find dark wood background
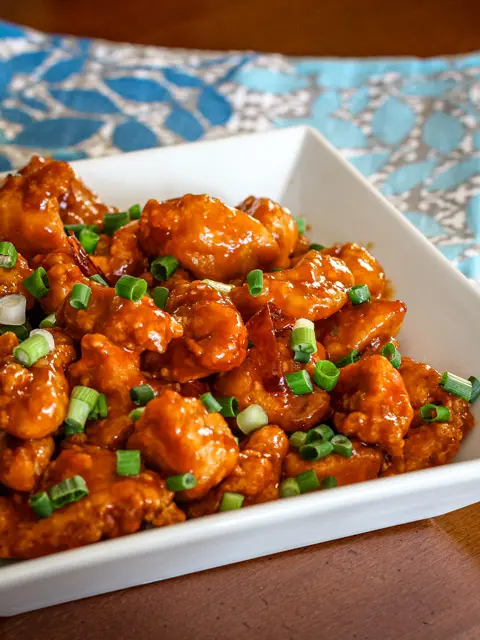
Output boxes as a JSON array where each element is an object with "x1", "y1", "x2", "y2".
[{"x1": 0, "y1": 0, "x2": 479, "y2": 56}]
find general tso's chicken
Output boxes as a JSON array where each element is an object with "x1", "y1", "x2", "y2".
[
  {"x1": 216, "y1": 336, "x2": 331, "y2": 432},
  {"x1": 20, "y1": 155, "x2": 114, "y2": 226},
  {"x1": 323, "y1": 243, "x2": 385, "y2": 299},
  {"x1": 0, "y1": 252, "x2": 34, "y2": 308},
  {"x1": 331, "y1": 355, "x2": 413, "y2": 457},
  {"x1": 319, "y1": 300, "x2": 407, "y2": 362},
  {"x1": 382, "y1": 358, "x2": 474, "y2": 474},
  {"x1": 32, "y1": 250, "x2": 90, "y2": 313},
  {"x1": 127, "y1": 390, "x2": 239, "y2": 500},
  {"x1": 188, "y1": 425, "x2": 289, "y2": 517},
  {"x1": 92, "y1": 222, "x2": 147, "y2": 284},
  {"x1": 144, "y1": 280, "x2": 247, "y2": 382},
  {"x1": 138, "y1": 195, "x2": 279, "y2": 281},
  {"x1": 57, "y1": 281, "x2": 183, "y2": 354},
  {"x1": 0, "y1": 445, "x2": 185, "y2": 559},
  {"x1": 231, "y1": 250, "x2": 354, "y2": 321},
  {"x1": 237, "y1": 196, "x2": 298, "y2": 269},
  {"x1": 284, "y1": 441, "x2": 383, "y2": 487},
  {"x1": 0, "y1": 433, "x2": 54, "y2": 492},
  {"x1": 0, "y1": 329, "x2": 75, "y2": 440}
]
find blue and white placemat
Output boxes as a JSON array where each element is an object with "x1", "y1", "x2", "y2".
[{"x1": 0, "y1": 21, "x2": 478, "y2": 277}]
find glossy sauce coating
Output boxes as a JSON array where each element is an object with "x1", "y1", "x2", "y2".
[
  {"x1": 323, "y1": 243, "x2": 385, "y2": 299},
  {"x1": 0, "y1": 252, "x2": 34, "y2": 308},
  {"x1": 33, "y1": 250, "x2": 90, "y2": 313},
  {"x1": 92, "y1": 221, "x2": 147, "y2": 283},
  {"x1": 0, "y1": 433, "x2": 54, "y2": 492}
]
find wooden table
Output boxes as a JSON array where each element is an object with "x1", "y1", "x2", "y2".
[{"x1": 1, "y1": 2, "x2": 480, "y2": 636}]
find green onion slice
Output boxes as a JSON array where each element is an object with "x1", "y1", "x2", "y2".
[
  {"x1": 279, "y1": 478, "x2": 300, "y2": 498},
  {"x1": 103, "y1": 211, "x2": 130, "y2": 235},
  {"x1": 419, "y1": 403, "x2": 451, "y2": 423},
  {"x1": 150, "y1": 256, "x2": 179, "y2": 282},
  {"x1": 247, "y1": 269, "x2": 264, "y2": 297},
  {"x1": 291, "y1": 318, "x2": 316, "y2": 355},
  {"x1": 216, "y1": 396, "x2": 239, "y2": 418},
  {"x1": 285, "y1": 370, "x2": 313, "y2": 395},
  {"x1": 130, "y1": 384, "x2": 155, "y2": 406},
  {"x1": 64, "y1": 399, "x2": 91, "y2": 434},
  {"x1": 70, "y1": 283, "x2": 92, "y2": 310},
  {"x1": 0, "y1": 294, "x2": 26, "y2": 326},
  {"x1": 128, "y1": 204, "x2": 142, "y2": 220},
  {"x1": 440, "y1": 371, "x2": 472, "y2": 402},
  {"x1": 29, "y1": 491, "x2": 54, "y2": 518},
  {"x1": 294, "y1": 350, "x2": 310, "y2": 363},
  {"x1": 166, "y1": 473, "x2": 197, "y2": 492},
  {"x1": 72, "y1": 385, "x2": 100, "y2": 409},
  {"x1": 13, "y1": 333, "x2": 50, "y2": 367},
  {"x1": 309, "y1": 243, "x2": 325, "y2": 251},
  {"x1": 116, "y1": 450, "x2": 141, "y2": 476},
  {"x1": 39, "y1": 313, "x2": 56, "y2": 329},
  {"x1": 296, "y1": 469, "x2": 320, "y2": 494},
  {"x1": 153, "y1": 286, "x2": 169, "y2": 310},
  {"x1": 115, "y1": 275, "x2": 147, "y2": 302},
  {"x1": 78, "y1": 228, "x2": 100, "y2": 254},
  {"x1": 322, "y1": 476, "x2": 337, "y2": 489},
  {"x1": 305, "y1": 424, "x2": 335, "y2": 443},
  {"x1": 348, "y1": 284, "x2": 371, "y2": 305},
  {"x1": 289, "y1": 431, "x2": 307, "y2": 449},
  {"x1": 0, "y1": 323, "x2": 30, "y2": 341},
  {"x1": 219, "y1": 491, "x2": 244, "y2": 511},
  {"x1": 381, "y1": 342, "x2": 402, "y2": 369},
  {"x1": 313, "y1": 360, "x2": 340, "y2": 391},
  {"x1": 237, "y1": 404, "x2": 269, "y2": 435},
  {"x1": 331, "y1": 434, "x2": 353, "y2": 458},
  {"x1": 334, "y1": 349, "x2": 360, "y2": 368},
  {"x1": 200, "y1": 392, "x2": 222, "y2": 413},
  {"x1": 0, "y1": 241, "x2": 17, "y2": 269},
  {"x1": 49, "y1": 475, "x2": 89, "y2": 508},
  {"x1": 299, "y1": 440, "x2": 334, "y2": 461},
  {"x1": 296, "y1": 217, "x2": 306, "y2": 234},
  {"x1": 97, "y1": 393, "x2": 108, "y2": 418},
  {"x1": 468, "y1": 376, "x2": 480, "y2": 404},
  {"x1": 129, "y1": 407, "x2": 145, "y2": 422},
  {"x1": 23, "y1": 267, "x2": 49, "y2": 299},
  {"x1": 202, "y1": 279, "x2": 234, "y2": 295},
  {"x1": 90, "y1": 274, "x2": 108, "y2": 287}
]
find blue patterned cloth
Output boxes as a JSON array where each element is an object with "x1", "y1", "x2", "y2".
[{"x1": 0, "y1": 21, "x2": 479, "y2": 277}]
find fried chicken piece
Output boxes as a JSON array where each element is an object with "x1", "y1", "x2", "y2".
[
  {"x1": 92, "y1": 221, "x2": 147, "y2": 284},
  {"x1": 215, "y1": 336, "x2": 331, "y2": 432},
  {"x1": 237, "y1": 196, "x2": 298, "y2": 269},
  {"x1": 320, "y1": 300, "x2": 407, "y2": 362},
  {"x1": 323, "y1": 243, "x2": 385, "y2": 299},
  {"x1": 138, "y1": 195, "x2": 279, "y2": 281},
  {"x1": 143, "y1": 280, "x2": 247, "y2": 382},
  {"x1": 188, "y1": 425, "x2": 289, "y2": 517},
  {"x1": 284, "y1": 441, "x2": 382, "y2": 487},
  {"x1": 0, "y1": 446, "x2": 185, "y2": 559},
  {"x1": 0, "y1": 252, "x2": 34, "y2": 308},
  {"x1": 57, "y1": 281, "x2": 183, "y2": 353},
  {"x1": 32, "y1": 250, "x2": 90, "y2": 313},
  {"x1": 127, "y1": 390, "x2": 238, "y2": 500},
  {"x1": 331, "y1": 355, "x2": 413, "y2": 457},
  {"x1": 0, "y1": 329, "x2": 75, "y2": 439},
  {"x1": 231, "y1": 250, "x2": 354, "y2": 321},
  {"x1": 382, "y1": 358, "x2": 474, "y2": 474},
  {"x1": 0, "y1": 433, "x2": 54, "y2": 492}
]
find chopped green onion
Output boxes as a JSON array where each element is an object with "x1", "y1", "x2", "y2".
[
  {"x1": 153, "y1": 286, "x2": 169, "y2": 310},
  {"x1": 289, "y1": 431, "x2": 307, "y2": 449},
  {"x1": 322, "y1": 476, "x2": 337, "y2": 489},
  {"x1": 128, "y1": 204, "x2": 142, "y2": 220},
  {"x1": 468, "y1": 376, "x2": 480, "y2": 403},
  {"x1": 103, "y1": 211, "x2": 130, "y2": 235},
  {"x1": 299, "y1": 440, "x2": 334, "y2": 461},
  {"x1": 381, "y1": 342, "x2": 402, "y2": 369},
  {"x1": 70, "y1": 283, "x2": 92, "y2": 310},
  {"x1": 39, "y1": 313, "x2": 56, "y2": 329},
  {"x1": 130, "y1": 384, "x2": 155, "y2": 406},
  {"x1": 200, "y1": 392, "x2": 222, "y2": 413},
  {"x1": 90, "y1": 274, "x2": 108, "y2": 287},
  {"x1": 294, "y1": 350, "x2": 310, "y2": 363},
  {"x1": 116, "y1": 450, "x2": 141, "y2": 476},
  {"x1": 166, "y1": 473, "x2": 197, "y2": 492},
  {"x1": 29, "y1": 491, "x2": 54, "y2": 518},
  {"x1": 331, "y1": 434, "x2": 353, "y2": 458},
  {"x1": 296, "y1": 469, "x2": 320, "y2": 494},
  {"x1": 237, "y1": 404, "x2": 269, "y2": 435},
  {"x1": 115, "y1": 275, "x2": 147, "y2": 302},
  {"x1": 440, "y1": 371, "x2": 472, "y2": 402},
  {"x1": 296, "y1": 217, "x2": 306, "y2": 234},
  {"x1": 129, "y1": 407, "x2": 145, "y2": 421},
  {"x1": 334, "y1": 349, "x2": 360, "y2": 368},
  {"x1": 72, "y1": 385, "x2": 99, "y2": 409},
  {"x1": 0, "y1": 323, "x2": 30, "y2": 341},
  {"x1": 279, "y1": 478, "x2": 300, "y2": 498},
  {"x1": 29, "y1": 328, "x2": 55, "y2": 351},
  {"x1": 64, "y1": 399, "x2": 91, "y2": 434},
  {"x1": 13, "y1": 333, "x2": 50, "y2": 367},
  {"x1": 285, "y1": 370, "x2": 313, "y2": 395},
  {"x1": 0, "y1": 294, "x2": 26, "y2": 325},
  {"x1": 23, "y1": 267, "x2": 49, "y2": 299},
  {"x1": 202, "y1": 279, "x2": 234, "y2": 294},
  {"x1": 0, "y1": 241, "x2": 17, "y2": 269},
  {"x1": 78, "y1": 228, "x2": 100, "y2": 254},
  {"x1": 64, "y1": 223, "x2": 88, "y2": 238},
  {"x1": 216, "y1": 396, "x2": 239, "y2": 418},
  {"x1": 313, "y1": 360, "x2": 340, "y2": 391},
  {"x1": 49, "y1": 475, "x2": 89, "y2": 508},
  {"x1": 348, "y1": 284, "x2": 371, "y2": 305},
  {"x1": 305, "y1": 424, "x2": 335, "y2": 443},
  {"x1": 97, "y1": 393, "x2": 108, "y2": 418},
  {"x1": 309, "y1": 243, "x2": 325, "y2": 251},
  {"x1": 247, "y1": 269, "x2": 264, "y2": 297},
  {"x1": 150, "y1": 256, "x2": 179, "y2": 282},
  {"x1": 419, "y1": 403, "x2": 451, "y2": 423},
  {"x1": 219, "y1": 491, "x2": 244, "y2": 511},
  {"x1": 291, "y1": 318, "x2": 316, "y2": 355}
]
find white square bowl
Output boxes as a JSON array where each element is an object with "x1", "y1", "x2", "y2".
[{"x1": 2, "y1": 126, "x2": 480, "y2": 616}]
